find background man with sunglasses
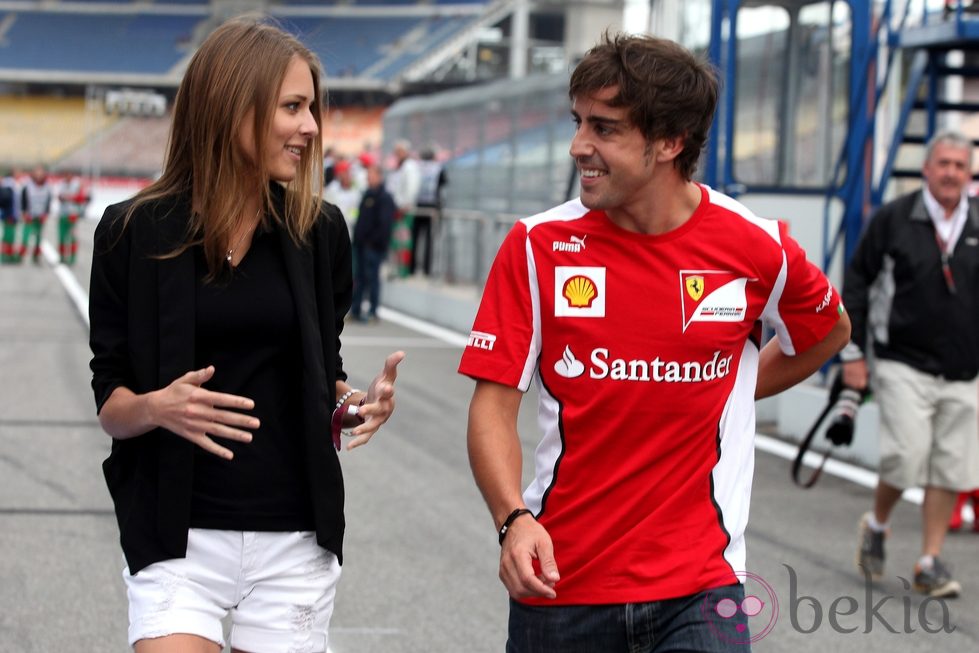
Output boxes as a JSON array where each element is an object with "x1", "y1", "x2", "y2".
[{"x1": 844, "y1": 129, "x2": 979, "y2": 599}]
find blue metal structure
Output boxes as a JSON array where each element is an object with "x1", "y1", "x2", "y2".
[
  {"x1": 704, "y1": 0, "x2": 979, "y2": 270},
  {"x1": 877, "y1": 2, "x2": 979, "y2": 200}
]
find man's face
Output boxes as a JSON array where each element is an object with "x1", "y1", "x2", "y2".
[
  {"x1": 922, "y1": 140, "x2": 972, "y2": 211},
  {"x1": 569, "y1": 86, "x2": 661, "y2": 216}
]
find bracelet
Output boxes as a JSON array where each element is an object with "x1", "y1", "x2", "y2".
[
  {"x1": 498, "y1": 508, "x2": 534, "y2": 545},
  {"x1": 335, "y1": 389, "x2": 359, "y2": 411},
  {"x1": 331, "y1": 389, "x2": 363, "y2": 451}
]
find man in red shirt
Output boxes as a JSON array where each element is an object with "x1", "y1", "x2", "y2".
[{"x1": 459, "y1": 33, "x2": 850, "y2": 652}]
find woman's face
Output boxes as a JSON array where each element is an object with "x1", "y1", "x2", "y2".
[{"x1": 239, "y1": 55, "x2": 319, "y2": 182}]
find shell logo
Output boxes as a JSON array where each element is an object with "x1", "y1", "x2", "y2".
[{"x1": 563, "y1": 275, "x2": 598, "y2": 308}]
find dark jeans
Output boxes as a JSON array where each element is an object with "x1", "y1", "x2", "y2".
[
  {"x1": 409, "y1": 212, "x2": 433, "y2": 275},
  {"x1": 352, "y1": 245, "x2": 385, "y2": 319},
  {"x1": 507, "y1": 584, "x2": 752, "y2": 653}
]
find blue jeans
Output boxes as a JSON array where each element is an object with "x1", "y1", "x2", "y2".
[
  {"x1": 507, "y1": 585, "x2": 751, "y2": 653},
  {"x1": 352, "y1": 246, "x2": 384, "y2": 318}
]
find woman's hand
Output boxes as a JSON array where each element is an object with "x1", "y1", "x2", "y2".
[
  {"x1": 147, "y1": 366, "x2": 259, "y2": 460},
  {"x1": 344, "y1": 351, "x2": 405, "y2": 450}
]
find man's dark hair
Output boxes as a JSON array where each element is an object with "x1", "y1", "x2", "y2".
[{"x1": 569, "y1": 32, "x2": 719, "y2": 180}]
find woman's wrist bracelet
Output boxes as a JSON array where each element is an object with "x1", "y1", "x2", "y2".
[
  {"x1": 335, "y1": 389, "x2": 358, "y2": 411},
  {"x1": 331, "y1": 389, "x2": 364, "y2": 451}
]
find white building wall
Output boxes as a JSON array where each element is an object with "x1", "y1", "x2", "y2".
[{"x1": 561, "y1": 0, "x2": 625, "y2": 63}]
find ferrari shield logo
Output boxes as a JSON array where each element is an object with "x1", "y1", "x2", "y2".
[
  {"x1": 679, "y1": 270, "x2": 752, "y2": 332},
  {"x1": 685, "y1": 275, "x2": 704, "y2": 301}
]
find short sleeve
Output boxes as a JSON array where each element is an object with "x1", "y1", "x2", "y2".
[
  {"x1": 458, "y1": 222, "x2": 539, "y2": 391},
  {"x1": 763, "y1": 221, "x2": 842, "y2": 356}
]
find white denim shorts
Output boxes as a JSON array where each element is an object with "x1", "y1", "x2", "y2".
[{"x1": 124, "y1": 529, "x2": 341, "y2": 652}]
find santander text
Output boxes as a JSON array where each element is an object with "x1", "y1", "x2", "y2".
[{"x1": 589, "y1": 349, "x2": 734, "y2": 383}]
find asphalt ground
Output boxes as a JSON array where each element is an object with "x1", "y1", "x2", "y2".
[{"x1": 1, "y1": 217, "x2": 977, "y2": 652}]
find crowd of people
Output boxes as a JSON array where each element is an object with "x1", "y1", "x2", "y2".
[
  {"x1": 323, "y1": 137, "x2": 447, "y2": 322},
  {"x1": 0, "y1": 165, "x2": 90, "y2": 265}
]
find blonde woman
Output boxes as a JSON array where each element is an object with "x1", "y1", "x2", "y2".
[{"x1": 89, "y1": 18, "x2": 404, "y2": 653}]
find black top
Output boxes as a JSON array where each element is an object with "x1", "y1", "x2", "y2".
[{"x1": 191, "y1": 224, "x2": 314, "y2": 531}]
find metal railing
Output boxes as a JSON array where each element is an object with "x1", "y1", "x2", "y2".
[{"x1": 430, "y1": 208, "x2": 521, "y2": 286}]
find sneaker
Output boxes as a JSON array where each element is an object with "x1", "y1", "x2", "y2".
[
  {"x1": 913, "y1": 557, "x2": 961, "y2": 598},
  {"x1": 857, "y1": 512, "x2": 886, "y2": 579}
]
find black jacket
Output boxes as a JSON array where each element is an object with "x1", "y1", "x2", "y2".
[
  {"x1": 354, "y1": 186, "x2": 396, "y2": 251},
  {"x1": 843, "y1": 190, "x2": 979, "y2": 380},
  {"x1": 89, "y1": 184, "x2": 353, "y2": 574}
]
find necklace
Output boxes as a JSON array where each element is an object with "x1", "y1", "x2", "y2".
[
  {"x1": 226, "y1": 207, "x2": 262, "y2": 263},
  {"x1": 225, "y1": 233, "x2": 246, "y2": 263}
]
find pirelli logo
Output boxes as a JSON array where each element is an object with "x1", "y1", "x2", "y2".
[{"x1": 468, "y1": 330, "x2": 497, "y2": 351}]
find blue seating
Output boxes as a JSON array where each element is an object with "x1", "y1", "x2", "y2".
[
  {"x1": 370, "y1": 15, "x2": 473, "y2": 78},
  {"x1": 354, "y1": 0, "x2": 422, "y2": 5},
  {"x1": 280, "y1": 16, "x2": 425, "y2": 77},
  {"x1": 0, "y1": 7, "x2": 485, "y2": 82},
  {"x1": 0, "y1": 12, "x2": 200, "y2": 74}
]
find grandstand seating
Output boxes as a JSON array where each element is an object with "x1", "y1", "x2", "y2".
[
  {"x1": 0, "y1": 1, "x2": 498, "y2": 172},
  {"x1": 368, "y1": 14, "x2": 472, "y2": 78},
  {"x1": 277, "y1": 1, "x2": 487, "y2": 5},
  {"x1": 321, "y1": 106, "x2": 384, "y2": 156},
  {"x1": 0, "y1": 5, "x2": 484, "y2": 82},
  {"x1": 53, "y1": 105, "x2": 385, "y2": 177},
  {"x1": 56, "y1": 114, "x2": 171, "y2": 177},
  {"x1": 282, "y1": 15, "x2": 429, "y2": 77},
  {"x1": 0, "y1": 96, "x2": 110, "y2": 169},
  {"x1": 0, "y1": 12, "x2": 199, "y2": 74}
]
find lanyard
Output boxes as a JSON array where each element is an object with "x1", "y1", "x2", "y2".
[{"x1": 935, "y1": 231, "x2": 957, "y2": 294}]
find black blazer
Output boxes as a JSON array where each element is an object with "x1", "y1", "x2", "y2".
[{"x1": 89, "y1": 184, "x2": 353, "y2": 574}]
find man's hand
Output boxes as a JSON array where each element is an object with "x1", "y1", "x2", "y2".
[
  {"x1": 841, "y1": 359, "x2": 869, "y2": 391},
  {"x1": 499, "y1": 514, "x2": 561, "y2": 600}
]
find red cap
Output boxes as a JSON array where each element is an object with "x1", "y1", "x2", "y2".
[
  {"x1": 335, "y1": 160, "x2": 352, "y2": 174},
  {"x1": 358, "y1": 152, "x2": 375, "y2": 167}
]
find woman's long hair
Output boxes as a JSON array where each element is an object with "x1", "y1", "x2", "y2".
[{"x1": 126, "y1": 17, "x2": 325, "y2": 280}]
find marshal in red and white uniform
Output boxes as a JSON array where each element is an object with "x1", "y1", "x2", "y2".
[{"x1": 459, "y1": 184, "x2": 841, "y2": 606}]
